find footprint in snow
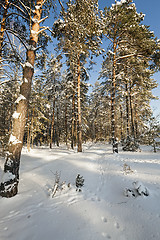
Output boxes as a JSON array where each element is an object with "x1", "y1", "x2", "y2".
[
  {"x1": 101, "y1": 216, "x2": 107, "y2": 223},
  {"x1": 114, "y1": 222, "x2": 120, "y2": 229},
  {"x1": 102, "y1": 232, "x2": 111, "y2": 238}
]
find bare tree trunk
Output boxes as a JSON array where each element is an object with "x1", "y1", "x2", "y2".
[
  {"x1": 125, "y1": 83, "x2": 130, "y2": 138},
  {"x1": 77, "y1": 55, "x2": 82, "y2": 152},
  {"x1": 111, "y1": 39, "x2": 118, "y2": 153},
  {"x1": 129, "y1": 86, "x2": 135, "y2": 139},
  {"x1": 120, "y1": 104, "x2": 124, "y2": 142},
  {"x1": 0, "y1": 0, "x2": 43, "y2": 198},
  {"x1": 0, "y1": 0, "x2": 9, "y2": 59},
  {"x1": 71, "y1": 91, "x2": 75, "y2": 149},
  {"x1": 50, "y1": 97, "x2": 55, "y2": 149},
  {"x1": 134, "y1": 103, "x2": 138, "y2": 139},
  {"x1": 27, "y1": 112, "x2": 31, "y2": 152},
  {"x1": 65, "y1": 95, "x2": 68, "y2": 146},
  {"x1": 31, "y1": 108, "x2": 34, "y2": 149},
  {"x1": 56, "y1": 107, "x2": 59, "y2": 147}
]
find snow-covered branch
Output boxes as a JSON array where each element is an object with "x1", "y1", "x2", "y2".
[{"x1": 116, "y1": 53, "x2": 143, "y2": 61}]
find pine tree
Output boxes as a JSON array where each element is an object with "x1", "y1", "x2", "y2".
[
  {"x1": 100, "y1": 0, "x2": 158, "y2": 152},
  {"x1": 56, "y1": 0, "x2": 102, "y2": 151}
]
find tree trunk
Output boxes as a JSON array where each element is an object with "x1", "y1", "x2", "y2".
[
  {"x1": 111, "y1": 40, "x2": 118, "y2": 153},
  {"x1": 125, "y1": 83, "x2": 130, "y2": 138},
  {"x1": 129, "y1": 86, "x2": 135, "y2": 139},
  {"x1": 50, "y1": 97, "x2": 55, "y2": 149},
  {"x1": 56, "y1": 107, "x2": 59, "y2": 147},
  {"x1": 0, "y1": 0, "x2": 43, "y2": 198},
  {"x1": 65, "y1": 95, "x2": 68, "y2": 146},
  {"x1": 77, "y1": 55, "x2": 82, "y2": 152},
  {"x1": 27, "y1": 112, "x2": 31, "y2": 152},
  {"x1": 0, "y1": 0, "x2": 9, "y2": 59},
  {"x1": 31, "y1": 108, "x2": 34, "y2": 149},
  {"x1": 134, "y1": 103, "x2": 138, "y2": 139},
  {"x1": 120, "y1": 104, "x2": 124, "y2": 142},
  {"x1": 71, "y1": 91, "x2": 75, "y2": 149}
]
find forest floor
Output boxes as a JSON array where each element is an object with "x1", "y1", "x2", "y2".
[{"x1": 0, "y1": 143, "x2": 160, "y2": 240}]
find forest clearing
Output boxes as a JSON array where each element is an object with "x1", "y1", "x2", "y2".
[
  {"x1": 0, "y1": 143, "x2": 160, "y2": 240},
  {"x1": 0, "y1": 0, "x2": 160, "y2": 239}
]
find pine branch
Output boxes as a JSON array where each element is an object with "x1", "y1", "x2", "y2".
[
  {"x1": 17, "y1": 0, "x2": 30, "y2": 16},
  {"x1": 5, "y1": 31, "x2": 23, "y2": 63},
  {"x1": 10, "y1": 2, "x2": 28, "y2": 16},
  {"x1": 0, "y1": 78, "x2": 18, "y2": 85},
  {"x1": 4, "y1": 12, "x2": 30, "y2": 22},
  {"x1": 116, "y1": 53, "x2": 143, "y2": 61},
  {"x1": 6, "y1": 29, "x2": 28, "y2": 50}
]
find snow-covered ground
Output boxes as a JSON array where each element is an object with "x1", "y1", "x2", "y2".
[{"x1": 0, "y1": 143, "x2": 160, "y2": 240}]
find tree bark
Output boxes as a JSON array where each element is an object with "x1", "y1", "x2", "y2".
[
  {"x1": 111, "y1": 39, "x2": 118, "y2": 153},
  {"x1": 125, "y1": 83, "x2": 130, "y2": 138},
  {"x1": 0, "y1": 0, "x2": 43, "y2": 198},
  {"x1": 120, "y1": 104, "x2": 124, "y2": 142},
  {"x1": 129, "y1": 85, "x2": 135, "y2": 139},
  {"x1": 65, "y1": 95, "x2": 68, "y2": 146},
  {"x1": 31, "y1": 108, "x2": 34, "y2": 149},
  {"x1": 50, "y1": 97, "x2": 55, "y2": 149},
  {"x1": 27, "y1": 111, "x2": 31, "y2": 152},
  {"x1": 77, "y1": 55, "x2": 82, "y2": 152},
  {"x1": 0, "y1": 0, "x2": 9, "y2": 59},
  {"x1": 71, "y1": 91, "x2": 75, "y2": 149},
  {"x1": 56, "y1": 107, "x2": 59, "y2": 147}
]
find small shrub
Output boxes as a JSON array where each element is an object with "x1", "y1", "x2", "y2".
[
  {"x1": 50, "y1": 171, "x2": 70, "y2": 197},
  {"x1": 75, "y1": 174, "x2": 84, "y2": 192},
  {"x1": 123, "y1": 163, "x2": 134, "y2": 175},
  {"x1": 122, "y1": 136, "x2": 140, "y2": 152},
  {"x1": 124, "y1": 181, "x2": 149, "y2": 198}
]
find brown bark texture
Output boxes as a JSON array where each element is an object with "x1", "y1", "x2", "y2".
[
  {"x1": 77, "y1": 56, "x2": 82, "y2": 152},
  {"x1": 0, "y1": 0, "x2": 43, "y2": 198},
  {"x1": 111, "y1": 40, "x2": 118, "y2": 153},
  {"x1": 0, "y1": 0, "x2": 9, "y2": 58}
]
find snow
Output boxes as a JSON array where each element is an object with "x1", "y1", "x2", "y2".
[
  {"x1": 31, "y1": 30, "x2": 37, "y2": 36},
  {"x1": 0, "y1": 143, "x2": 160, "y2": 240},
  {"x1": 12, "y1": 112, "x2": 20, "y2": 119},
  {"x1": 35, "y1": 5, "x2": 41, "y2": 10},
  {"x1": 1, "y1": 171, "x2": 15, "y2": 183},
  {"x1": 24, "y1": 78, "x2": 28, "y2": 83},
  {"x1": 22, "y1": 62, "x2": 34, "y2": 69},
  {"x1": 15, "y1": 94, "x2": 26, "y2": 104},
  {"x1": 8, "y1": 134, "x2": 22, "y2": 145}
]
